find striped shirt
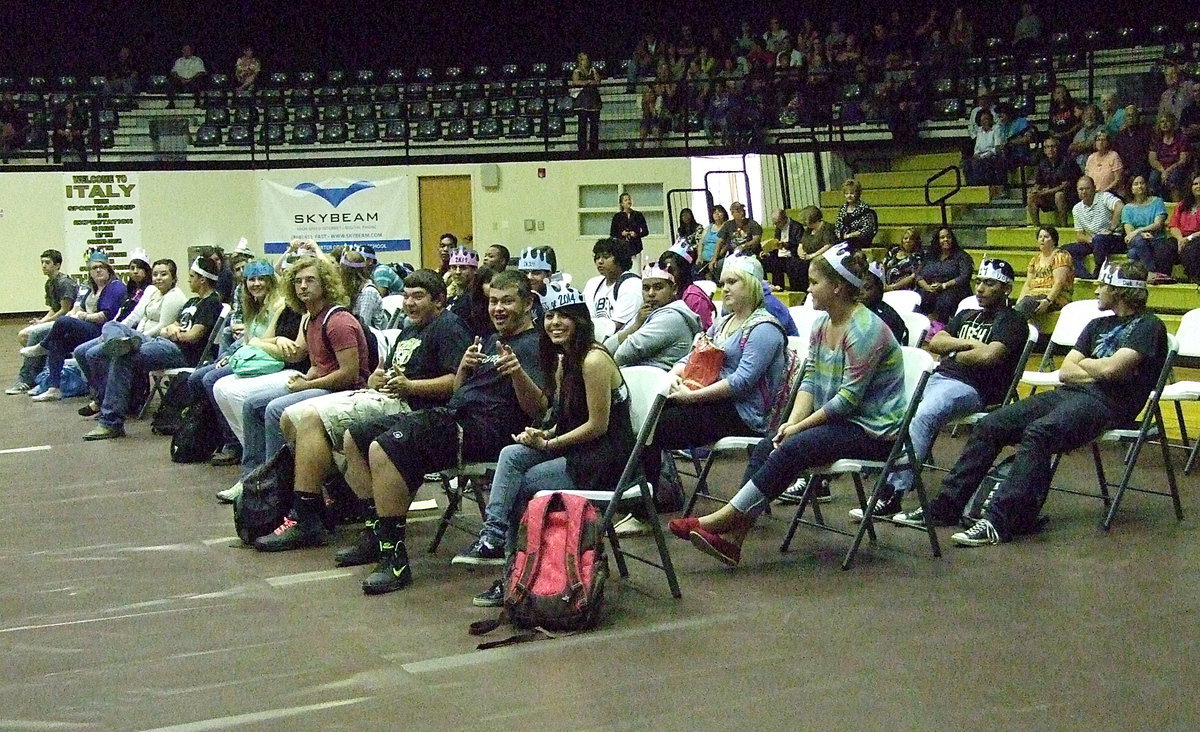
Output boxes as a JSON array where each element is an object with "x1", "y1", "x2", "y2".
[
  {"x1": 1073, "y1": 191, "x2": 1122, "y2": 236},
  {"x1": 801, "y1": 304, "x2": 906, "y2": 439}
]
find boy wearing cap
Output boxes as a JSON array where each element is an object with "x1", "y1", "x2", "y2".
[
  {"x1": 604, "y1": 262, "x2": 701, "y2": 370},
  {"x1": 83, "y1": 256, "x2": 223, "y2": 440},
  {"x1": 850, "y1": 259, "x2": 1028, "y2": 520},
  {"x1": 7, "y1": 249, "x2": 78, "y2": 395},
  {"x1": 896, "y1": 260, "x2": 1166, "y2": 546}
]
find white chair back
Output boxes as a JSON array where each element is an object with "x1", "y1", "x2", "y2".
[
  {"x1": 696, "y1": 280, "x2": 718, "y2": 298},
  {"x1": 1174, "y1": 308, "x2": 1200, "y2": 358},
  {"x1": 380, "y1": 294, "x2": 406, "y2": 319},
  {"x1": 899, "y1": 346, "x2": 937, "y2": 404},
  {"x1": 900, "y1": 311, "x2": 931, "y2": 348},
  {"x1": 801, "y1": 292, "x2": 815, "y2": 309},
  {"x1": 373, "y1": 328, "x2": 403, "y2": 365},
  {"x1": 1049, "y1": 299, "x2": 1112, "y2": 349},
  {"x1": 789, "y1": 306, "x2": 824, "y2": 347},
  {"x1": 955, "y1": 295, "x2": 980, "y2": 314},
  {"x1": 882, "y1": 289, "x2": 921, "y2": 314},
  {"x1": 620, "y1": 366, "x2": 673, "y2": 435},
  {"x1": 786, "y1": 335, "x2": 809, "y2": 365},
  {"x1": 592, "y1": 317, "x2": 616, "y2": 342}
]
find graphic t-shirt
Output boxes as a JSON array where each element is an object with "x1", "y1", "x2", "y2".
[
  {"x1": 937, "y1": 306, "x2": 1030, "y2": 406},
  {"x1": 447, "y1": 326, "x2": 547, "y2": 450},
  {"x1": 1068, "y1": 312, "x2": 1167, "y2": 423},
  {"x1": 387, "y1": 309, "x2": 472, "y2": 411},
  {"x1": 584, "y1": 273, "x2": 642, "y2": 327},
  {"x1": 174, "y1": 292, "x2": 223, "y2": 366}
]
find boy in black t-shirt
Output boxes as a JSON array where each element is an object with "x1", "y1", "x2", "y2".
[{"x1": 899, "y1": 261, "x2": 1167, "y2": 546}]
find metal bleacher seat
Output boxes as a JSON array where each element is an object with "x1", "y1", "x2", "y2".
[
  {"x1": 326, "y1": 70, "x2": 347, "y2": 86},
  {"x1": 384, "y1": 68, "x2": 405, "y2": 83},
  {"x1": 348, "y1": 103, "x2": 375, "y2": 122},
  {"x1": 467, "y1": 98, "x2": 491, "y2": 119},
  {"x1": 261, "y1": 124, "x2": 285, "y2": 146},
  {"x1": 352, "y1": 121, "x2": 379, "y2": 143},
  {"x1": 193, "y1": 125, "x2": 221, "y2": 146},
  {"x1": 290, "y1": 123, "x2": 317, "y2": 145},
  {"x1": 438, "y1": 100, "x2": 463, "y2": 120},
  {"x1": 475, "y1": 117, "x2": 501, "y2": 139},
  {"x1": 408, "y1": 101, "x2": 433, "y2": 121},
  {"x1": 542, "y1": 115, "x2": 565, "y2": 137},
  {"x1": 346, "y1": 86, "x2": 370, "y2": 104},
  {"x1": 355, "y1": 69, "x2": 376, "y2": 85},
  {"x1": 320, "y1": 104, "x2": 345, "y2": 123},
  {"x1": 315, "y1": 86, "x2": 342, "y2": 105},
  {"x1": 295, "y1": 71, "x2": 318, "y2": 86},
  {"x1": 374, "y1": 84, "x2": 399, "y2": 103},
  {"x1": 229, "y1": 105, "x2": 255, "y2": 125},
  {"x1": 382, "y1": 120, "x2": 408, "y2": 142},
  {"x1": 413, "y1": 119, "x2": 440, "y2": 141},
  {"x1": 321, "y1": 121, "x2": 348, "y2": 144},
  {"x1": 265, "y1": 106, "x2": 287, "y2": 124},
  {"x1": 290, "y1": 87, "x2": 313, "y2": 104},
  {"x1": 293, "y1": 104, "x2": 315, "y2": 124},
  {"x1": 379, "y1": 102, "x2": 402, "y2": 120},
  {"x1": 507, "y1": 116, "x2": 534, "y2": 139},
  {"x1": 226, "y1": 124, "x2": 253, "y2": 146},
  {"x1": 495, "y1": 97, "x2": 518, "y2": 117},
  {"x1": 526, "y1": 96, "x2": 547, "y2": 116},
  {"x1": 446, "y1": 118, "x2": 471, "y2": 140},
  {"x1": 267, "y1": 71, "x2": 290, "y2": 87}
]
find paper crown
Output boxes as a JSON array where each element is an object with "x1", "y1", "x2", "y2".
[
  {"x1": 233, "y1": 237, "x2": 253, "y2": 256},
  {"x1": 243, "y1": 259, "x2": 275, "y2": 278},
  {"x1": 360, "y1": 244, "x2": 377, "y2": 262},
  {"x1": 822, "y1": 243, "x2": 864, "y2": 288},
  {"x1": 641, "y1": 263, "x2": 674, "y2": 283},
  {"x1": 128, "y1": 247, "x2": 150, "y2": 264},
  {"x1": 190, "y1": 257, "x2": 219, "y2": 281},
  {"x1": 668, "y1": 237, "x2": 695, "y2": 263},
  {"x1": 85, "y1": 247, "x2": 110, "y2": 263},
  {"x1": 540, "y1": 281, "x2": 587, "y2": 312},
  {"x1": 517, "y1": 246, "x2": 552, "y2": 272},
  {"x1": 724, "y1": 252, "x2": 763, "y2": 280},
  {"x1": 448, "y1": 246, "x2": 479, "y2": 267},
  {"x1": 1098, "y1": 261, "x2": 1147, "y2": 289},
  {"x1": 977, "y1": 258, "x2": 1015, "y2": 284},
  {"x1": 339, "y1": 246, "x2": 370, "y2": 268},
  {"x1": 868, "y1": 260, "x2": 885, "y2": 282}
]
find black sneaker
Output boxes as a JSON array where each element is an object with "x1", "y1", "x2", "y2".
[
  {"x1": 473, "y1": 579, "x2": 505, "y2": 607},
  {"x1": 848, "y1": 491, "x2": 902, "y2": 523},
  {"x1": 209, "y1": 444, "x2": 242, "y2": 466},
  {"x1": 951, "y1": 518, "x2": 1002, "y2": 547},
  {"x1": 334, "y1": 521, "x2": 379, "y2": 567},
  {"x1": 253, "y1": 512, "x2": 330, "y2": 552},
  {"x1": 892, "y1": 506, "x2": 958, "y2": 529},
  {"x1": 362, "y1": 540, "x2": 412, "y2": 595},
  {"x1": 451, "y1": 535, "x2": 506, "y2": 566},
  {"x1": 777, "y1": 477, "x2": 808, "y2": 504},
  {"x1": 813, "y1": 479, "x2": 832, "y2": 503}
]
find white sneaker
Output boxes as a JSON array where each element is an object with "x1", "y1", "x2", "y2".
[
  {"x1": 613, "y1": 514, "x2": 654, "y2": 537},
  {"x1": 18, "y1": 343, "x2": 47, "y2": 359},
  {"x1": 4, "y1": 381, "x2": 32, "y2": 395},
  {"x1": 216, "y1": 482, "x2": 243, "y2": 504},
  {"x1": 31, "y1": 387, "x2": 62, "y2": 402}
]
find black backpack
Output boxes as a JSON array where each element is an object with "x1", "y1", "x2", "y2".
[
  {"x1": 321, "y1": 305, "x2": 379, "y2": 373},
  {"x1": 234, "y1": 446, "x2": 295, "y2": 544},
  {"x1": 169, "y1": 400, "x2": 221, "y2": 463},
  {"x1": 150, "y1": 376, "x2": 195, "y2": 436}
]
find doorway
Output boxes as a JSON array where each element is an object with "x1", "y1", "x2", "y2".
[{"x1": 418, "y1": 175, "x2": 473, "y2": 268}]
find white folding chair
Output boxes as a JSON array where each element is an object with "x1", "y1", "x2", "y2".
[
  {"x1": 592, "y1": 317, "x2": 616, "y2": 343},
  {"x1": 695, "y1": 280, "x2": 717, "y2": 299},
  {"x1": 780, "y1": 347, "x2": 942, "y2": 569},
  {"x1": 1158, "y1": 309, "x2": 1200, "y2": 472},
  {"x1": 1019, "y1": 299, "x2": 1112, "y2": 394},
  {"x1": 789, "y1": 307, "x2": 823, "y2": 348},
  {"x1": 955, "y1": 295, "x2": 981, "y2": 314},
  {"x1": 373, "y1": 327, "x2": 402, "y2": 367},
  {"x1": 380, "y1": 294, "x2": 406, "y2": 327},
  {"x1": 534, "y1": 366, "x2": 681, "y2": 598},
  {"x1": 142, "y1": 303, "x2": 231, "y2": 417},
  {"x1": 900, "y1": 311, "x2": 931, "y2": 348},
  {"x1": 882, "y1": 289, "x2": 921, "y2": 314}
]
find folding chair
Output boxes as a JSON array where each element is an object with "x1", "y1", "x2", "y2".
[
  {"x1": 1047, "y1": 334, "x2": 1183, "y2": 530},
  {"x1": 899, "y1": 311, "x2": 931, "y2": 347},
  {"x1": 942, "y1": 322, "x2": 1039, "y2": 444},
  {"x1": 1157, "y1": 308, "x2": 1200, "y2": 472},
  {"x1": 788, "y1": 306, "x2": 823, "y2": 345},
  {"x1": 373, "y1": 328, "x2": 402, "y2": 368},
  {"x1": 592, "y1": 317, "x2": 616, "y2": 343},
  {"x1": 955, "y1": 296, "x2": 981, "y2": 314},
  {"x1": 426, "y1": 460, "x2": 498, "y2": 554},
  {"x1": 780, "y1": 347, "x2": 942, "y2": 569},
  {"x1": 534, "y1": 366, "x2": 681, "y2": 598},
  {"x1": 882, "y1": 289, "x2": 921, "y2": 314},
  {"x1": 141, "y1": 304, "x2": 230, "y2": 417},
  {"x1": 1020, "y1": 299, "x2": 1111, "y2": 394},
  {"x1": 380, "y1": 294, "x2": 406, "y2": 327}
]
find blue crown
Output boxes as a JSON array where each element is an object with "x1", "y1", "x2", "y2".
[
  {"x1": 243, "y1": 259, "x2": 275, "y2": 278},
  {"x1": 540, "y1": 282, "x2": 587, "y2": 312},
  {"x1": 518, "y1": 246, "x2": 552, "y2": 272}
]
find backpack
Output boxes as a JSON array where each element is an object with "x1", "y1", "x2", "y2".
[
  {"x1": 233, "y1": 446, "x2": 295, "y2": 544},
  {"x1": 169, "y1": 400, "x2": 221, "y2": 463},
  {"x1": 150, "y1": 375, "x2": 196, "y2": 436},
  {"x1": 735, "y1": 318, "x2": 801, "y2": 434},
  {"x1": 35, "y1": 360, "x2": 89, "y2": 399},
  {"x1": 320, "y1": 305, "x2": 379, "y2": 373}
]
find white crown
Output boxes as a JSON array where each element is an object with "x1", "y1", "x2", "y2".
[
  {"x1": 128, "y1": 247, "x2": 150, "y2": 263},
  {"x1": 642, "y1": 263, "x2": 674, "y2": 283},
  {"x1": 868, "y1": 261, "x2": 885, "y2": 281},
  {"x1": 668, "y1": 238, "x2": 695, "y2": 263},
  {"x1": 724, "y1": 252, "x2": 763, "y2": 280},
  {"x1": 518, "y1": 246, "x2": 552, "y2": 271},
  {"x1": 540, "y1": 281, "x2": 587, "y2": 312},
  {"x1": 977, "y1": 258, "x2": 1015, "y2": 284},
  {"x1": 233, "y1": 237, "x2": 253, "y2": 256},
  {"x1": 1098, "y1": 261, "x2": 1147, "y2": 289},
  {"x1": 449, "y1": 246, "x2": 478, "y2": 267}
]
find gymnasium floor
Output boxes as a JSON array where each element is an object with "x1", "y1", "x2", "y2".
[{"x1": 0, "y1": 318, "x2": 1198, "y2": 730}]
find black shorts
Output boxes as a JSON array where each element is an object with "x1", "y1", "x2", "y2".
[{"x1": 371, "y1": 408, "x2": 461, "y2": 488}]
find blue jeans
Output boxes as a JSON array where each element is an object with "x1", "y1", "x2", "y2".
[
  {"x1": 480, "y1": 444, "x2": 575, "y2": 552},
  {"x1": 1127, "y1": 233, "x2": 1177, "y2": 275},
  {"x1": 240, "y1": 387, "x2": 330, "y2": 478},
  {"x1": 43, "y1": 317, "x2": 102, "y2": 387},
  {"x1": 189, "y1": 363, "x2": 237, "y2": 447},
  {"x1": 888, "y1": 373, "x2": 983, "y2": 495},
  {"x1": 98, "y1": 324, "x2": 186, "y2": 429},
  {"x1": 18, "y1": 322, "x2": 52, "y2": 385}
]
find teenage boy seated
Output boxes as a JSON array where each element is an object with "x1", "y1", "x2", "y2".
[
  {"x1": 604, "y1": 262, "x2": 702, "y2": 370},
  {"x1": 338, "y1": 269, "x2": 546, "y2": 594},
  {"x1": 583, "y1": 237, "x2": 642, "y2": 330},
  {"x1": 894, "y1": 261, "x2": 1166, "y2": 546},
  {"x1": 272, "y1": 270, "x2": 471, "y2": 559},
  {"x1": 8, "y1": 249, "x2": 78, "y2": 395},
  {"x1": 849, "y1": 259, "x2": 1028, "y2": 520}
]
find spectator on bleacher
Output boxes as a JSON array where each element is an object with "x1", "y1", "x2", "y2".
[
  {"x1": 676, "y1": 207, "x2": 701, "y2": 246},
  {"x1": 695, "y1": 204, "x2": 727, "y2": 279},
  {"x1": 833, "y1": 179, "x2": 877, "y2": 251},
  {"x1": 1122, "y1": 174, "x2": 1174, "y2": 283},
  {"x1": 878, "y1": 72, "x2": 925, "y2": 144},
  {"x1": 603, "y1": 262, "x2": 701, "y2": 371},
  {"x1": 570, "y1": 52, "x2": 602, "y2": 152},
  {"x1": 762, "y1": 17, "x2": 790, "y2": 54},
  {"x1": 8, "y1": 249, "x2": 77, "y2": 395},
  {"x1": 50, "y1": 99, "x2": 88, "y2": 164},
  {"x1": 1158, "y1": 62, "x2": 1196, "y2": 122},
  {"x1": 234, "y1": 46, "x2": 261, "y2": 92},
  {"x1": 898, "y1": 260, "x2": 1166, "y2": 547},
  {"x1": 761, "y1": 209, "x2": 804, "y2": 290},
  {"x1": 862, "y1": 258, "x2": 1026, "y2": 521},
  {"x1": 1100, "y1": 91, "x2": 1126, "y2": 136},
  {"x1": 166, "y1": 44, "x2": 207, "y2": 109},
  {"x1": 996, "y1": 102, "x2": 1037, "y2": 173},
  {"x1": 1149, "y1": 111, "x2": 1192, "y2": 202},
  {"x1": 825, "y1": 21, "x2": 847, "y2": 58},
  {"x1": 277, "y1": 269, "x2": 470, "y2": 561},
  {"x1": 371, "y1": 257, "x2": 407, "y2": 297},
  {"x1": 659, "y1": 242, "x2": 716, "y2": 330},
  {"x1": 1015, "y1": 227, "x2": 1075, "y2": 319},
  {"x1": 112, "y1": 252, "x2": 152, "y2": 323},
  {"x1": 1013, "y1": 2, "x2": 1043, "y2": 51},
  {"x1": 1066, "y1": 175, "x2": 1125, "y2": 279},
  {"x1": 482, "y1": 244, "x2": 509, "y2": 273},
  {"x1": 517, "y1": 246, "x2": 555, "y2": 299},
  {"x1": 704, "y1": 78, "x2": 738, "y2": 145},
  {"x1": 677, "y1": 24, "x2": 698, "y2": 59},
  {"x1": 444, "y1": 246, "x2": 478, "y2": 322},
  {"x1": 104, "y1": 47, "x2": 137, "y2": 96},
  {"x1": 584, "y1": 237, "x2": 642, "y2": 330},
  {"x1": 669, "y1": 247, "x2": 902, "y2": 567},
  {"x1": 786, "y1": 205, "x2": 835, "y2": 293},
  {"x1": 963, "y1": 110, "x2": 1005, "y2": 187},
  {"x1": 27, "y1": 250, "x2": 126, "y2": 402},
  {"x1": 1047, "y1": 84, "x2": 1082, "y2": 148},
  {"x1": 966, "y1": 90, "x2": 996, "y2": 142},
  {"x1": 1085, "y1": 129, "x2": 1124, "y2": 195},
  {"x1": 1069, "y1": 104, "x2": 1105, "y2": 169},
  {"x1": 914, "y1": 8, "x2": 943, "y2": 44},
  {"x1": 198, "y1": 245, "x2": 234, "y2": 304},
  {"x1": 1170, "y1": 174, "x2": 1200, "y2": 282},
  {"x1": 946, "y1": 7, "x2": 975, "y2": 58},
  {"x1": 834, "y1": 34, "x2": 863, "y2": 70},
  {"x1": 916, "y1": 227, "x2": 974, "y2": 328},
  {"x1": 919, "y1": 28, "x2": 951, "y2": 78},
  {"x1": 81, "y1": 257, "x2": 222, "y2": 440},
  {"x1": 861, "y1": 263, "x2": 909, "y2": 345},
  {"x1": 0, "y1": 94, "x2": 27, "y2": 164},
  {"x1": 715, "y1": 202, "x2": 763, "y2": 272},
  {"x1": 1113, "y1": 106, "x2": 1154, "y2": 192},
  {"x1": 464, "y1": 265, "x2": 497, "y2": 338},
  {"x1": 641, "y1": 255, "x2": 787, "y2": 515},
  {"x1": 436, "y1": 233, "x2": 456, "y2": 275},
  {"x1": 1028, "y1": 137, "x2": 1081, "y2": 227},
  {"x1": 610, "y1": 192, "x2": 650, "y2": 259},
  {"x1": 884, "y1": 227, "x2": 924, "y2": 293},
  {"x1": 775, "y1": 36, "x2": 803, "y2": 69}
]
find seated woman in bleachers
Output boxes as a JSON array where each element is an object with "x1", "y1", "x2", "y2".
[
  {"x1": 695, "y1": 204, "x2": 729, "y2": 280},
  {"x1": 1149, "y1": 112, "x2": 1192, "y2": 202},
  {"x1": 1122, "y1": 174, "x2": 1174, "y2": 283},
  {"x1": 74, "y1": 258, "x2": 187, "y2": 416},
  {"x1": 833, "y1": 179, "x2": 877, "y2": 251},
  {"x1": 112, "y1": 252, "x2": 153, "y2": 323},
  {"x1": 28, "y1": 250, "x2": 127, "y2": 402},
  {"x1": 340, "y1": 247, "x2": 388, "y2": 330},
  {"x1": 659, "y1": 241, "x2": 715, "y2": 330},
  {"x1": 638, "y1": 256, "x2": 787, "y2": 511},
  {"x1": 667, "y1": 246, "x2": 905, "y2": 566},
  {"x1": 963, "y1": 110, "x2": 1004, "y2": 186},
  {"x1": 915, "y1": 227, "x2": 974, "y2": 330},
  {"x1": 883, "y1": 227, "x2": 924, "y2": 293},
  {"x1": 1171, "y1": 174, "x2": 1200, "y2": 283},
  {"x1": 1084, "y1": 129, "x2": 1124, "y2": 195},
  {"x1": 1014, "y1": 226, "x2": 1074, "y2": 319}
]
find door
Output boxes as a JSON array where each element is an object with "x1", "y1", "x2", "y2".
[{"x1": 418, "y1": 175, "x2": 473, "y2": 268}]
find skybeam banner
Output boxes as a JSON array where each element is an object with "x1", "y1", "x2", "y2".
[{"x1": 259, "y1": 176, "x2": 411, "y2": 254}]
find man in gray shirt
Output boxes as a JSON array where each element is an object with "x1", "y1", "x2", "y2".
[{"x1": 8, "y1": 249, "x2": 78, "y2": 394}]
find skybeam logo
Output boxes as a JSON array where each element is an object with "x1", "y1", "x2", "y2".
[{"x1": 294, "y1": 180, "x2": 375, "y2": 208}]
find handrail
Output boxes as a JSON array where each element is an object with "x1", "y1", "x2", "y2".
[
  {"x1": 703, "y1": 168, "x2": 753, "y2": 220},
  {"x1": 666, "y1": 187, "x2": 715, "y2": 241},
  {"x1": 924, "y1": 165, "x2": 962, "y2": 228},
  {"x1": 772, "y1": 132, "x2": 823, "y2": 209}
]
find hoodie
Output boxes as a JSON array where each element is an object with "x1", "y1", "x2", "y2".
[{"x1": 604, "y1": 299, "x2": 702, "y2": 370}]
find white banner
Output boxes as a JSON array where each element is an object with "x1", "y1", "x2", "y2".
[
  {"x1": 260, "y1": 176, "x2": 411, "y2": 254},
  {"x1": 63, "y1": 172, "x2": 141, "y2": 271}
]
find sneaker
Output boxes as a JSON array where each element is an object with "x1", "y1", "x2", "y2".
[
  {"x1": 253, "y1": 511, "x2": 330, "y2": 552},
  {"x1": 31, "y1": 387, "x2": 62, "y2": 402},
  {"x1": 451, "y1": 535, "x2": 506, "y2": 566},
  {"x1": 362, "y1": 540, "x2": 412, "y2": 595},
  {"x1": 472, "y1": 579, "x2": 505, "y2": 607},
  {"x1": 77, "y1": 402, "x2": 100, "y2": 417},
  {"x1": 209, "y1": 445, "x2": 242, "y2": 466},
  {"x1": 215, "y1": 481, "x2": 243, "y2": 504},
  {"x1": 26, "y1": 383, "x2": 47, "y2": 397},
  {"x1": 951, "y1": 518, "x2": 1002, "y2": 547},
  {"x1": 334, "y1": 520, "x2": 380, "y2": 567},
  {"x1": 18, "y1": 343, "x2": 47, "y2": 359},
  {"x1": 5, "y1": 381, "x2": 32, "y2": 395},
  {"x1": 614, "y1": 514, "x2": 654, "y2": 537},
  {"x1": 848, "y1": 491, "x2": 902, "y2": 523},
  {"x1": 777, "y1": 477, "x2": 808, "y2": 504},
  {"x1": 99, "y1": 336, "x2": 138, "y2": 359},
  {"x1": 82, "y1": 424, "x2": 124, "y2": 440},
  {"x1": 892, "y1": 506, "x2": 958, "y2": 529},
  {"x1": 688, "y1": 527, "x2": 741, "y2": 567}
]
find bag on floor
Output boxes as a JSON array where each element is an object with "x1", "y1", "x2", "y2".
[
  {"x1": 170, "y1": 400, "x2": 221, "y2": 463},
  {"x1": 234, "y1": 446, "x2": 295, "y2": 544},
  {"x1": 34, "y1": 360, "x2": 89, "y2": 399},
  {"x1": 150, "y1": 376, "x2": 195, "y2": 436}
]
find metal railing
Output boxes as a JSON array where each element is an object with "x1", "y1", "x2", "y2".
[{"x1": 924, "y1": 165, "x2": 963, "y2": 227}]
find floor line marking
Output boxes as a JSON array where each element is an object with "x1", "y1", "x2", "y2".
[
  {"x1": 0, "y1": 445, "x2": 51, "y2": 455},
  {"x1": 264, "y1": 569, "x2": 355, "y2": 587},
  {"x1": 0, "y1": 605, "x2": 229, "y2": 635},
  {"x1": 138, "y1": 696, "x2": 371, "y2": 732}
]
